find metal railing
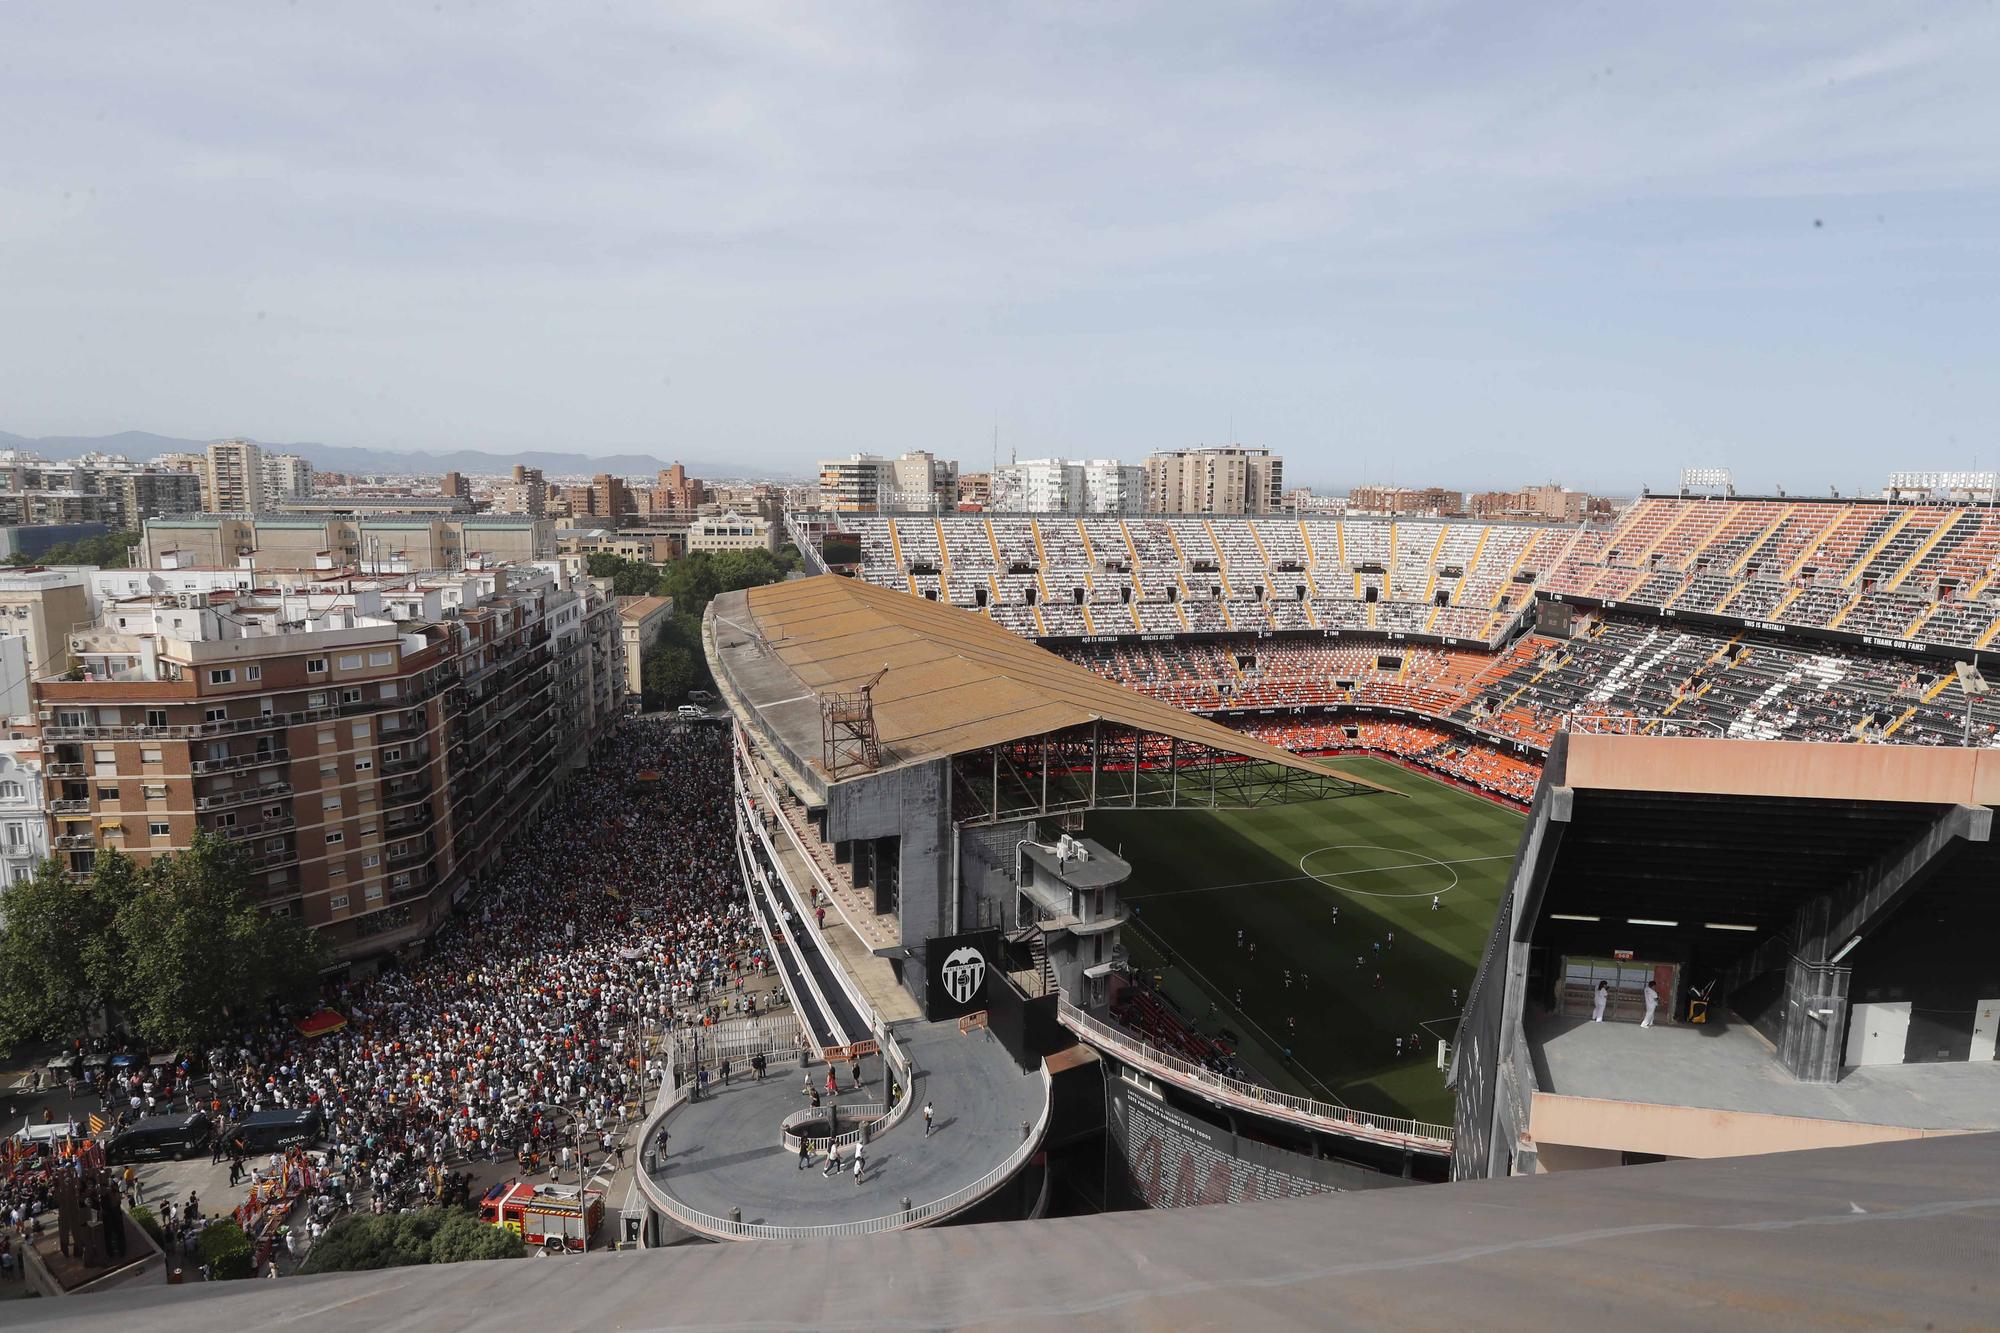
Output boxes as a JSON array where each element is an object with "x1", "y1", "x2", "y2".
[
  {"x1": 1057, "y1": 999, "x2": 1453, "y2": 1152},
  {"x1": 193, "y1": 780, "x2": 292, "y2": 812},
  {"x1": 637, "y1": 1063, "x2": 1053, "y2": 1241},
  {"x1": 739, "y1": 778, "x2": 880, "y2": 1039},
  {"x1": 779, "y1": 1102, "x2": 887, "y2": 1154},
  {"x1": 191, "y1": 748, "x2": 289, "y2": 775}
]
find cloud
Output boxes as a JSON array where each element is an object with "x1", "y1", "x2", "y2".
[{"x1": 1, "y1": 1, "x2": 1997, "y2": 488}]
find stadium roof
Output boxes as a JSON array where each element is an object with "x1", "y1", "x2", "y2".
[
  {"x1": 29, "y1": 1134, "x2": 1999, "y2": 1330},
  {"x1": 721, "y1": 574, "x2": 1395, "y2": 791}
]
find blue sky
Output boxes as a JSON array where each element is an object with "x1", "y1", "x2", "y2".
[{"x1": 2, "y1": 2, "x2": 1996, "y2": 491}]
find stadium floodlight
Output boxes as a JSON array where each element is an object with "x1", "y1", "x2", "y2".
[
  {"x1": 1889, "y1": 470, "x2": 1999, "y2": 496},
  {"x1": 1549, "y1": 913, "x2": 1600, "y2": 922},
  {"x1": 1679, "y1": 467, "x2": 1733, "y2": 493},
  {"x1": 1703, "y1": 922, "x2": 1758, "y2": 932},
  {"x1": 1626, "y1": 917, "x2": 1680, "y2": 927},
  {"x1": 1955, "y1": 662, "x2": 1989, "y2": 696},
  {"x1": 1829, "y1": 934, "x2": 1863, "y2": 964}
]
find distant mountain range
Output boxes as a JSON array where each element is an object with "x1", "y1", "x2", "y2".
[{"x1": 0, "y1": 429, "x2": 761, "y2": 481}]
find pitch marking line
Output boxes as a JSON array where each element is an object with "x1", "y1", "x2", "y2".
[{"x1": 1133, "y1": 851, "x2": 1509, "y2": 903}]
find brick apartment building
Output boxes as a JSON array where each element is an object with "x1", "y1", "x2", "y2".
[{"x1": 37, "y1": 561, "x2": 620, "y2": 960}]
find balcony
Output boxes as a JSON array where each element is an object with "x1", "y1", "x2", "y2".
[
  {"x1": 40, "y1": 705, "x2": 340, "y2": 742},
  {"x1": 191, "y1": 747, "x2": 289, "y2": 775},
  {"x1": 193, "y1": 780, "x2": 293, "y2": 812},
  {"x1": 247, "y1": 846, "x2": 299, "y2": 872},
  {"x1": 220, "y1": 813, "x2": 296, "y2": 840},
  {"x1": 388, "y1": 872, "x2": 433, "y2": 904},
  {"x1": 381, "y1": 776, "x2": 433, "y2": 806},
  {"x1": 380, "y1": 750, "x2": 430, "y2": 776},
  {"x1": 387, "y1": 842, "x2": 435, "y2": 870},
  {"x1": 45, "y1": 763, "x2": 84, "y2": 778},
  {"x1": 55, "y1": 833, "x2": 96, "y2": 851},
  {"x1": 50, "y1": 798, "x2": 90, "y2": 816}
]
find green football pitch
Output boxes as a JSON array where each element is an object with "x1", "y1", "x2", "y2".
[{"x1": 1083, "y1": 755, "x2": 1523, "y2": 1126}]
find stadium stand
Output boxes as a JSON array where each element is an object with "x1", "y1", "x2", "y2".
[{"x1": 830, "y1": 498, "x2": 2000, "y2": 810}]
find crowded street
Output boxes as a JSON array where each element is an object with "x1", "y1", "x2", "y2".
[{"x1": 3, "y1": 718, "x2": 773, "y2": 1275}]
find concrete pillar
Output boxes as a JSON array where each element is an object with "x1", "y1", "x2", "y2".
[{"x1": 1778, "y1": 956, "x2": 1851, "y2": 1083}]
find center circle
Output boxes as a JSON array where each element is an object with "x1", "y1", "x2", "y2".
[{"x1": 1297, "y1": 844, "x2": 1462, "y2": 899}]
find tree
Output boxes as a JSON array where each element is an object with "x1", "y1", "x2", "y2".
[
  {"x1": 659, "y1": 552, "x2": 722, "y2": 622},
  {"x1": 110, "y1": 835, "x2": 326, "y2": 1051},
  {"x1": 0, "y1": 853, "x2": 137, "y2": 1046},
  {"x1": 6, "y1": 530, "x2": 140, "y2": 569},
  {"x1": 641, "y1": 639, "x2": 699, "y2": 708},
  {"x1": 303, "y1": 1210, "x2": 522, "y2": 1274},
  {"x1": 198, "y1": 1218, "x2": 256, "y2": 1279},
  {"x1": 428, "y1": 1212, "x2": 526, "y2": 1264}
]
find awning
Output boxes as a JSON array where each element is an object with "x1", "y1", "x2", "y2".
[{"x1": 295, "y1": 1009, "x2": 348, "y2": 1038}]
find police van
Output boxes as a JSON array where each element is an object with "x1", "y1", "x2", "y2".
[{"x1": 105, "y1": 1112, "x2": 214, "y2": 1163}]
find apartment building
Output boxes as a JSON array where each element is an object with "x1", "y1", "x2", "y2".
[
  {"x1": 262, "y1": 453, "x2": 315, "y2": 504},
  {"x1": 686, "y1": 512, "x2": 775, "y2": 552},
  {"x1": 0, "y1": 568, "x2": 93, "y2": 679},
  {"x1": 37, "y1": 562, "x2": 620, "y2": 959},
  {"x1": 817, "y1": 451, "x2": 958, "y2": 513},
  {"x1": 653, "y1": 463, "x2": 704, "y2": 514},
  {"x1": 0, "y1": 719, "x2": 45, "y2": 892},
  {"x1": 990, "y1": 459, "x2": 1145, "y2": 514},
  {"x1": 615, "y1": 595, "x2": 674, "y2": 701},
  {"x1": 1347, "y1": 484, "x2": 1468, "y2": 517},
  {"x1": 205, "y1": 439, "x2": 266, "y2": 513},
  {"x1": 487, "y1": 465, "x2": 548, "y2": 519},
  {"x1": 1143, "y1": 446, "x2": 1284, "y2": 514}
]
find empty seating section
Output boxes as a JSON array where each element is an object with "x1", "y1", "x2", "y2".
[
  {"x1": 842, "y1": 497, "x2": 2000, "y2": 654},
  {"x1": 1536, "y1": 496, "x2": 2000, "y2": 650}
]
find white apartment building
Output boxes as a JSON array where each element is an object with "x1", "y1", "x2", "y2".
[
  {"x1": 262, "y1": 453, "x2": 316, "y2": 503},
  {"x1": 818, "y1": 451, "x2": 959, "y2": 513},
  {"x1": 686, "y1": 512, "x2": 775, "y2": 552},
  {"x1": 990, "y1": 459, "x2": 1145, "y2": 515}
]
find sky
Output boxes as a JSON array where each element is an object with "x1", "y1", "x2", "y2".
[{"x1": 3, "y1": 2, "x2": 1998, "y2": 492}]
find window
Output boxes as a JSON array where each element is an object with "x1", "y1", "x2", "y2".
[
  {"x1": 205, "y1": 707, "x2": 227, "y2": 722},
  {"x1": 382, "y1": 748, "x2": 401, "y2": 763},
  {"x1": 97, "y1": 786, "x2": 119, "y2": 802},
  {"x1": 4, "y1": 824, "x2": 22, "y2": 848},
  {"x1": 140, "y1": 748, "x2": 162, "y2": 763},
  {"x1": 340, "y1": 688, "x2": 362, "y2": 705},
  {"x1": 145, "y1": 709, "x2": 167, "y2": 728},
  {"x1": 213, "y1": 812, "x2": 236, "y2": 828},
  {"x1": 143, "y1": 783, "x2": 167, "y2": 801},
  {"x1": 149, "y1": 820, "x2": 170, "y2": 837},
  {"x1": 0, "y1": 781, "x2": 19, "y2": 801},
  {"x1": 245, "y1": 665, "x2": 262, "y2": 681},
  {"x1": 320, "y1": 764, "x2": 337, "y2": 779},
  {"x1": 354, "y1": 757, "x2": 373, "y2": 772},
  {"x1": 264, "y1": 838, "x2": 286, "y2": 853},
  {"x1": 365, "y1": 883, "x2": 382, "y2": 902},
  {"x1": 307, "y1": 657, "x2": 327, "y2": 674},
  {"x1": 208, "y1": 668, "x2": 234, "y2": 685},
  {"x1": 261, "y1": 805, "x2": 284, "y2": 820},
  {"x1": 322, "y1": 796, "x2": 342, "y2": 811},
  {"x1": 93, "y1": 748, "x2": 115, "y2": 764},
  {"x1": 368, "y1": 650, "x2": 392, "y2": 667},
  {"x1": 310, "y1": 694, "x2": 329, "y2": 709},
  {"x1": 329, "y1": 862, "x2": 346, "y2": 877},
  {"x1": 317, "y1": 727, "x2": 335, "y2": 744},
  {"x1": 359, "y1": 821, "x2": 377, "y2": 835},
  {"x1": 379, "y1": 681, "x2": 398, "y2": 699},
  {"x1": 361, "y1": 853, "x2": 379, "y2": 868},
  {"x1": 337, "y1": 654, "x2": 363, "y2": 671},
  {"x1": 329, "y1": 894, "x2": 349, "y2": 911},
  {"x1": 325, "y1": 831, "x2": 344, "y2": 845}
]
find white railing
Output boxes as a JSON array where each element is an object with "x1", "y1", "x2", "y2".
[
  {"x1": 738, "y1": 832, "x2": 846, "y2": 1058},
  {"x1": 637, "y1": 1064, "x2": 1053, "y2": 1242},
  {"x1": 1058, "y1": 999, "x2": 1452, "y2": 1152},
  {"x1": 740, "y1": 777, "x2": 879, "y2": 1039},
  {"x1": 780, "y1": 1102, "x2": 888, "y2": 1154}
]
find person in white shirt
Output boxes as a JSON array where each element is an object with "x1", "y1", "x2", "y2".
[
  {"x1": 1641, "y1": 980, "x2": 1659, "y2": 1028},
  {"x1": 1591, "y1": 980, "x2": 1608, "y2": 1022}
]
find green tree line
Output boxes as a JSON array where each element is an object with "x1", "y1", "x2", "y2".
[
  {"x1": 6, "y1": 529, "x2": 141, "y2": 568},
  {"x1": 586, "y1": 545, "x2": 802, "y2": 707},
  {"x1": 0, "y1": 835, "x2": 326, "y2": 1051}
]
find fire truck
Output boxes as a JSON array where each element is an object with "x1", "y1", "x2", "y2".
[{"x1": 479, "y1": 1181, "x2": 604, "y2": 1251}]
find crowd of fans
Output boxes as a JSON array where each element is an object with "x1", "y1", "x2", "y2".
[
  {"x1": 194, "y1": 718, "x2": 756, "y2": 1216},
  {"x1": 1235, "y1": 718, "x2": 1540, "y2": 805}
]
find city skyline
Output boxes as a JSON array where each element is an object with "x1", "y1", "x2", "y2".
[{"x1": 3, "y1": 4, "x2": 1997, "y2": 493}]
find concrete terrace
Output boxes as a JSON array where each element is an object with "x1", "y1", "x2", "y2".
[
  {"x1": 1531, "y1": 1013, "x2": 2000, "y2": 1131},
  {"x1": 647, "y1": 1020, "x2": 1046, "y2": 1230}
]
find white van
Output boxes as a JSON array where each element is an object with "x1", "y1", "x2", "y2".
[{"x1": 677, "y1": 705, "x2": 704, "y2": 719}]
